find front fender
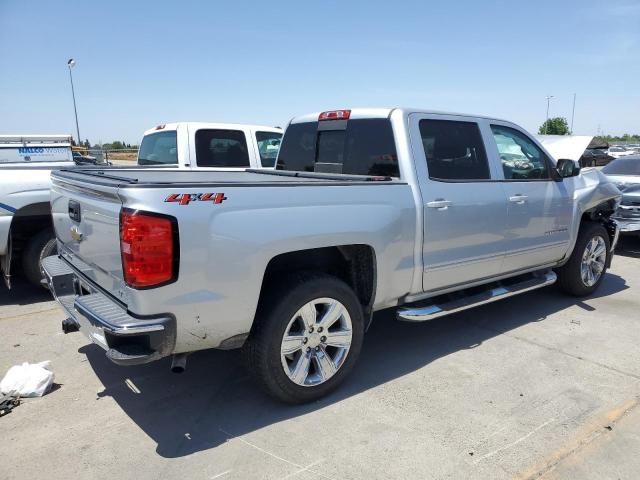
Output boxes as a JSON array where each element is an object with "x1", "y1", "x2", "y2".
[{"x1": 562, "y1": 168, "x2": 622, "y2": 264}]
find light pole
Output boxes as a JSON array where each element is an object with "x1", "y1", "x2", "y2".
[
  {"x1": 67, "y1": 58, "x2": 81, "y2": 144},
  {"x1": 544, "y1": 95, "x2": 554, "y2": 134},
  {"x1": 570, "y1": 93, "x2": 576, "y2": 134}
]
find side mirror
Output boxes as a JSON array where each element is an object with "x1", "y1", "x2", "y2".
[{"x1": 556, "y1": 158, "x2": 581, "y2": 178}]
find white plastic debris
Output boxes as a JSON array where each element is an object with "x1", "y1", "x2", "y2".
[{"x1": 0, "y1": 361, "x2": 55, "y2": 397}]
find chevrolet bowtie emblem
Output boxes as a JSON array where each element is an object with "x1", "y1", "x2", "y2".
[{"x1": 70, "y1": 225, "x2": 84, "y2": 242}]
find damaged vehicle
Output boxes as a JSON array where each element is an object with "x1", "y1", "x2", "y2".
[
  {"x1": 602, "y1": 155, "x2": 640, "y2": 235},
  {"x1": 43, "y1": 108, "x2": 621, "y2": 403}
]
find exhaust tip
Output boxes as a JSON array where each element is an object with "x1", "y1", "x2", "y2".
[
  {"x1": 170, "y1": 354, "x2": 188, "y2": 373},
  {"x1": 62, "y1": 318, "x2": 79, "y2": 334}
]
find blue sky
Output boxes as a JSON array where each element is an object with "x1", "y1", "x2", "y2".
[{"x1": 0, "y1": 0, "x2": 638, "y2": 144}]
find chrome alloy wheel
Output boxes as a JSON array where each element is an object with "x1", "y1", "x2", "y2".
[
  {"x1": 581, "y1": 236, "x2": 607, "y2": 287},
  {"x1": 280, "y1": 298, "x2": 353, "y2": 387}
]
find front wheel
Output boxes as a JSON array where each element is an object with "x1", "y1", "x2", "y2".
[
  {"x1": 556, "y1": 222, "x2": 610, "y2": 296},
  {"x1": 243, "y1": 273, "x2": 364, "y2": 403}
]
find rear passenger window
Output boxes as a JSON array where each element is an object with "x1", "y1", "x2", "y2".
[
  {"x1": 277, "y1": 119, "x2": 399, "y2": 177},
  {"x1": 419, "y1": 120, "x2": 490, "y2": 181},
  {"x1": 195, "y1": 129, "x2": 250, "y2": 167}
]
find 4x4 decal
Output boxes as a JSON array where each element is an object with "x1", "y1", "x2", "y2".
[{"x1": 165, "y1": 193, "x2": 227, "y2": 205}]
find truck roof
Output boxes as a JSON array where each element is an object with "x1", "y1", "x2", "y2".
[
  {"x1": 143, "y1": 122, "x2": 283, "y2": 136},
  {"x1": 289, "y1": 108, "x2": 510, "y2": 124}
]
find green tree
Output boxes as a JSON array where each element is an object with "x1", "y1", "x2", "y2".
[
  {"x1": 83, "y1": 139, "x2": 90, "y2": 148},
  {"x1": 103, "y1": 141, "x2": 125, "y2": 150},
  {"x1": 538, "y1": 117, "x2": 570, "y2": 135}
]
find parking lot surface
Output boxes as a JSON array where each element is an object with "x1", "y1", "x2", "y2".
[{"x1": 2, "y1": 238, "x2": 640, "y2": 480}]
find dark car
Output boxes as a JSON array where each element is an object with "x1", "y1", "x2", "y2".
[
  {"x1": 579, "y1": 148, "x2": 614, "y2": 167},
  {"x1": 72, "y1": 151, "x2": 103, "y2": 165}
]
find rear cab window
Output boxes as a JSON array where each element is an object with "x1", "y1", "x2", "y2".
[
  {"x1": 256, "y1": 131, "x2": 282, "y2": 167},
  {"x1": 277, "y1": 117, "x2": 399, "y2": 177},
  {"x1": 138, "y1": 131, "x2": 178, "y2": 166},
  {"x1": 195, "y1": 129, "x2": 250, "y2": 167}
]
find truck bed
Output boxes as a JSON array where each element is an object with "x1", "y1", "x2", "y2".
[{"x1": 52, "y1": 168, "x2": 401, "y2": 187}]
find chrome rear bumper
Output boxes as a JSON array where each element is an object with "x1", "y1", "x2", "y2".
[{"x1": 42, "y1": 255, "x2": 175, "y2": 366}]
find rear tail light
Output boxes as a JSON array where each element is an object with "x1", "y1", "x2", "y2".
[
  {"x1": 120, "y1": 209, "x2": 179, "y2": 289},
  {"x1": 319, "y1": 110, "x2": 351, "y2": 121}
]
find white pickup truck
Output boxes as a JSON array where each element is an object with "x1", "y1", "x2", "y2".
[
  {"x1": 0, "y1": 135, "x2": 76, "y2": 287},
  {"x1": 136, "y1": 122, "x2": 282, "y2": 169},
  {"x1": 43, "y1": 108, "x2": 621, "y2": 403}
]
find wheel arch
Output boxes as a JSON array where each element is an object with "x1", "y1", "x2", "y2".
[
  {"x1": 2, "y1": 202, "x2": 54, "y2": 283},
  {"x1": 260, "y1": 244, "x2": 377, "y2": 328},
  {"x1": 580, "y1": 199, "x2": 618, "y2": 266}
]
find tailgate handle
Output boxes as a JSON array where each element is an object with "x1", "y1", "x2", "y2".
[{"x1": 68, "y1": 200, "x2": 81, "y2": 222}]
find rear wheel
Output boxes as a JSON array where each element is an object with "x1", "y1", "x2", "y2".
[
  {"x1": 243, "y1": 273, "x2": 364, "y2": 403},
  {"x1": 556, "y1": 222, "x2": 610, "y2": 296},
  {"x1": 22, "y1": 230, "x2": 57, "y2": 287}
]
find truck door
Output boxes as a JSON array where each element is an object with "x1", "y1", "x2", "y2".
[
  {"x1": 487, "y1": 123, "x2": 572, "y2": 272},
  {"x1": 409, "y1": 114, "x2": 509, "y2": 292}
]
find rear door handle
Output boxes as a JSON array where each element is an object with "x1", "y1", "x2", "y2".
[
  {"x1": 426, "y1": 199, "x2": 452, "y2": 210},
  {"x1": 509, "y1": 195, "x2": 528, "y2": 204}
]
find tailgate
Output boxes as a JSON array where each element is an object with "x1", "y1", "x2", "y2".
[{"x1": 50, "y1": 174, "x2": 125, "y2": 295}]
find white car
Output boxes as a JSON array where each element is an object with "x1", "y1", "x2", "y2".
[
  {"x1": 137, "y1": 123, "x2": 283, "y2": 169},
  {"x1": 608, "y1": 146, "x2": 635, "y2": 158}
]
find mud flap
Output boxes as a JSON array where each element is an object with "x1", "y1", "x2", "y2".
[{"x1": 1, "y1": 230, "x2": 11, "y2": 289}]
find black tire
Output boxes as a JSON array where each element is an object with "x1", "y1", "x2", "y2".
[
  {"x1": 556, "y1": 222, "x2": 610, "y2": 297},
  {"x1": 243, "y1": 272, "x2": 364, "y2": 404},
  {"x1": 22, "y1": 230, "x2": 57, "y2": 287}
]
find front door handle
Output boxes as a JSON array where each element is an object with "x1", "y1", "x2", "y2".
[
  {"x1": 509, "y1": 195, "x2": 529, "y2": 204},
  {"x1": 426, "y1": 199, "x2": 452, "y2": 210}
]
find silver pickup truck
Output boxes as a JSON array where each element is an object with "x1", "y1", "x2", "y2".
[{"x1": 43, "y1": 108, "x2": 621, "y2": 403}]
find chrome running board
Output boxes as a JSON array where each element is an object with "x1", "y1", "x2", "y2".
[{"x1": 397, "y1": 270, "x2": 557, "y2": 322}]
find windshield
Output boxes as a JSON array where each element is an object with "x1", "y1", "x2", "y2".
[
  {"x1": 138, "y1": 131, "x2": 178, "y2": 165},
  {"x1": 602, "y1": 157, "x2": 640, "y2": 175}
]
